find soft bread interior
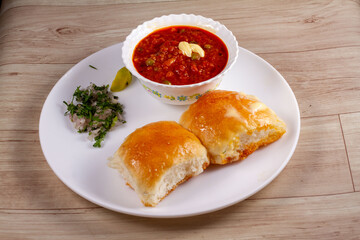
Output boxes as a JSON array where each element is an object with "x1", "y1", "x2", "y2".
[
  {"x1": 109, "y1": 153, "x2": 209, "y2": 207},
  {"x1": 214, "y1": 127, "x2": 285, "y2": 164},
  {"x1": 108, "y1": 154, "x2": 137, "y2": 193},
  {"x1": 143, "y1": 156, "x2": 208, "y2": 206}
]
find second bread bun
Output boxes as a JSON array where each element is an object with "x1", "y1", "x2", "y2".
[{"x1": 179, "y1": 90, "x2": 286, "y2": 164}]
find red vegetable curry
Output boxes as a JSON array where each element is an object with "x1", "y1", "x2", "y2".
[{"x1": 133, "y1": 26, "x2": 228, "y2": 85}]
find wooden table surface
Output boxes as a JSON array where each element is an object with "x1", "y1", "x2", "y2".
[{"x1": 1, "y1": 0, "x2": 360, "y2": 239}]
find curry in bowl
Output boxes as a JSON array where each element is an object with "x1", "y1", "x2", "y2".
[{"x1": 133, "y1": 26, "x2": 228, "y2": 86}]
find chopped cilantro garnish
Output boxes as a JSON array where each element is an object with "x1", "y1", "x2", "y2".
[
  {"x1": 89, "y1": 65, "x2": 98, "y2": 70},
  {"x1": 64, "y1": 83, "x2": 125, "y2": 147}
]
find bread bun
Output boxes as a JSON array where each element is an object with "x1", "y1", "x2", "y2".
[
  {"x1": 179, "y1": 90, "x2": 286, "y2": 164},
  {"x1": 109, "y1": 121, "x2": 209, "y2": 207}
]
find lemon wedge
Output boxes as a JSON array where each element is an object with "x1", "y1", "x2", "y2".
[{"x1": 110, "y1": 67, "x2": 132, "y2": 92}]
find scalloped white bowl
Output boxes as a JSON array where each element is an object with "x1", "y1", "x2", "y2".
[{"x1": 122, "y1": 14, "x2": 239, "y2": 105}]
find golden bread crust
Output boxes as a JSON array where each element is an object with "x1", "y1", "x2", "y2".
[
  {"x1": 116, "y1": 121, "x2": 207, "y2": 191},
  {"x1": 179, "y1": 90, "x2": 286, "y2": 164}
]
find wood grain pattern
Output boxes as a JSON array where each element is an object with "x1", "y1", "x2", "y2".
[
  {"x1": 1, "y1": 192, "x2": 360, "y2": 239},
  {"x1": 340, "y1": 112, "x2": 360, "y2": 191},
  {"x1": 0, "y1": 64, "x2": 72, "y2": 130},
  {"x1": 259, "y1": 47, "x2": 360, "y2": 117},
  {"x1": 0, "y1": 0, "x2": 360, "y2": 239},
  {"x1": 0, "y1": 0, "x2": 176, "y2": 15},
  {"x1": 1, "y1": 1, "x2": 359, "y2": 118},
  {"x1": 252, "y1": 115, "x2": 354, "y2": 199},
  {"x1": 1, "y1": 0, "x2": 359, "y2": 65}
]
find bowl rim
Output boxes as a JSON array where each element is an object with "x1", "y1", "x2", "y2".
[{"x1": 122, "y1": 13, "x2": 239, "y2": 89}]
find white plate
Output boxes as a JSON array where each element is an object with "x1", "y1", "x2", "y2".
[{"x1": 39, "y1": 42, "x2": 300, "y2": 218}]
